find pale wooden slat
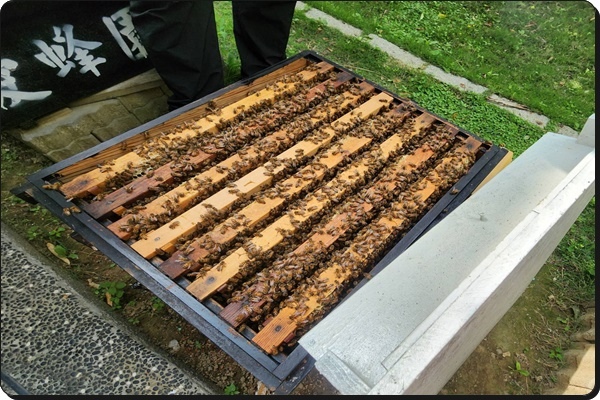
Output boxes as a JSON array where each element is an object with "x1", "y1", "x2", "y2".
[
  {"x1": 185, "y1": 112, "x2": 438, "y2": 301},
  {"x1": 159, "y1": 104, "x2": 412, "y2": 279},
  {"x1": 219, "y1": 127, "x2": 459, "y2": 326},
  {"x1": 131, "y1": 91, "x2": 394, "y2": 259},
  {"x1": 56, "y1": 58, "x2": 311, "y2": 182},
  {"x1": 59, "y1": 61, "x2": 335, "y2": 199},
  {"x1": 101, "y1": 72, "x2": 361, "y2": 235},
  {"x1": 110, "y1": 81, "x2": 375, "y2": 241},
  {"x1": 251, "y1": 138, "x2": 481, "y2": 354},
  {"x1": 83, "y1": 150, "x2": 214, "y2": 219}
]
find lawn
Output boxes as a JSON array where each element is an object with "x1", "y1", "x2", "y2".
[{"x1": 304, "y1": 1, "x2": 596, "y2": 131}]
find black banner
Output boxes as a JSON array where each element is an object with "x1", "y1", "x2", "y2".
[{"x1": 1, "y1": 1, "x2": 153, "y2": 128}]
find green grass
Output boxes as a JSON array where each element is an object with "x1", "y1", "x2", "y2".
[
  {"x1": 286, "y1": 9, "x2": 545, "y2": 156},
  {"x1": 283, "y1": 2, "x2": 595, "y2": 288},
  {"x1": 214, "y1": 2, "x2": 241, "y2": 84},
  {"x1": 305, "y1": 1, "x2": 595, "y2": 131},
  {"x1": 550, "y1": 196, "x2": 596, "y2": 302},
  {"x1": 0, "y1": 4, "x2": 594, "y2": 394}
]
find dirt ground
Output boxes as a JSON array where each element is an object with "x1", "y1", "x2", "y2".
[
  {"x1": 1, "y1": 135, "x2": 590, "y2": 395},
  {"x1": 441, "y1": 264, "x2": 582, "y2": 395}
]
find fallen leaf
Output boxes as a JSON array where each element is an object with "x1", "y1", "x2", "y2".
[
  {"x1": 255, "y1": 382, "x2": 271, "y2": 396},
  {"x1": 47, "y1": 242, "x2": 70, "y2": 265},
  {"x1": 87, "y1": 279, "x2": 99, "y2": 289},
  {"x1": 105, "y1": 292, "x2": 113, "y2": 307}
]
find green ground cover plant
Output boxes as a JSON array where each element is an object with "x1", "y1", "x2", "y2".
[{"x1": 305, "y1": 1, "x2": 595, "y2": 131}]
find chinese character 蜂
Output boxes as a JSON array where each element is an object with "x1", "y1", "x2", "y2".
[
  {"x1": 33, "y1": 24, "x2": 106, "y2": 77},
  {"x1": 103, "y1": 7, "x2": 147, "y2": 61},
  {"x1": 1, "y1": 58, "x2": 52, "y2": 110}
]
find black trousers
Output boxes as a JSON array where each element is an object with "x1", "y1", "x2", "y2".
[{"x1": 129, "y1": 1, "x2": 296, "y2": 111}]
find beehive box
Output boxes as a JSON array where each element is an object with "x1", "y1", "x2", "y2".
[{"x1": 14, "y1": 51, "x2": 511, "y2": 393}]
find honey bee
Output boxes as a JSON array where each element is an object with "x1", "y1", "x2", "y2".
[{"x1": 42, "y1": 182, "x2": 62, "y2": 190}]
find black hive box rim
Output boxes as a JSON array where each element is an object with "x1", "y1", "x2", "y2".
[{"x1": 11, "y1": 50, "x2": 510, "y2": 394}]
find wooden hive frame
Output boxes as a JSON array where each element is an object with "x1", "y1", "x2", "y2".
[{"x1": 12, "y1": 51, "x2": 511, "y2": 394}]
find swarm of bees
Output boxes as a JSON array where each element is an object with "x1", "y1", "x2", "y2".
[{"x1": 46, "y1": 60, "x2": 484, "y2": 355}]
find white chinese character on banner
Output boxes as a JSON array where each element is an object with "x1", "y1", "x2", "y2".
[
  {"x1": 103, "y1": 7, "x2": 147, "y2": 60},
  {"x1": 1, "y1": 58, "x2": 52, "y2": 110},
  {"x1": 33, "y1": 24, "x2": 106, "y2": 77}
]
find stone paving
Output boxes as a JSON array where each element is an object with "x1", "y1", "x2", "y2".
[
  {"x1": 0, "y1": 223, "x2": 216, "y2": 396},
  {"x1": 562, "y1": 344, "x2": 596, "y2": 395}
]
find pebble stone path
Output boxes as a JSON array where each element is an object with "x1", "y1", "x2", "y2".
[{"x1": 0, "y1": 223, "x2": 216, "y2": 396}]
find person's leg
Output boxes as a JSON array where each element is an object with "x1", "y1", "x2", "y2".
[
  {"x1": 232, "y1": 1, "x2": 296, "y2": 79},
  {"x1": 129, "y1": 1, "x2": 224, "y2": 110}
]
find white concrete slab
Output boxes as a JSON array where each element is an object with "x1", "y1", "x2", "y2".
[
  {"x1": 371, "y1": 146, "x2": 595, "y2": 394},
  {"x1": 367, "y1": 34, "x2": 427, "y2": 69},
  {"x1": 303, "y1": 6, "x2": 363, "y2": 37},
  {"x1": 578, "y1": 113, "x2": 595, "y2": 147},
  {"x1": 300, "y1": 124, "x2": 595, "y2": 394},
  {"x1": 424, "y1": 65, "x2": 488, "y2": 94},
  {"x1": 487, "y1": 94, "x2": 550, "y2": 127}
]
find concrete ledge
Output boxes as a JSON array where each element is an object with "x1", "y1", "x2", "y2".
[
  {"x1": 367, "y1": 34, "x2": 427, "y2": 70},
  {"x1": 7, "y1": 70, "x2": 170, "y2": 162},
  {"x1": 304, "y1": 7, "x2": 363, "y2": 37},
  {"x1": 69, "y1": 69, "x2": 168, "y2": 107},
  {"x1": 568, "y1": 346, "x2": 595, "y2": 390},
  {"x1": 300, "y1": 116, "x2": 595, "y2": 394},
  {"x1": 424, "y1": 64, "x2": 488, "y2": 94}
]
